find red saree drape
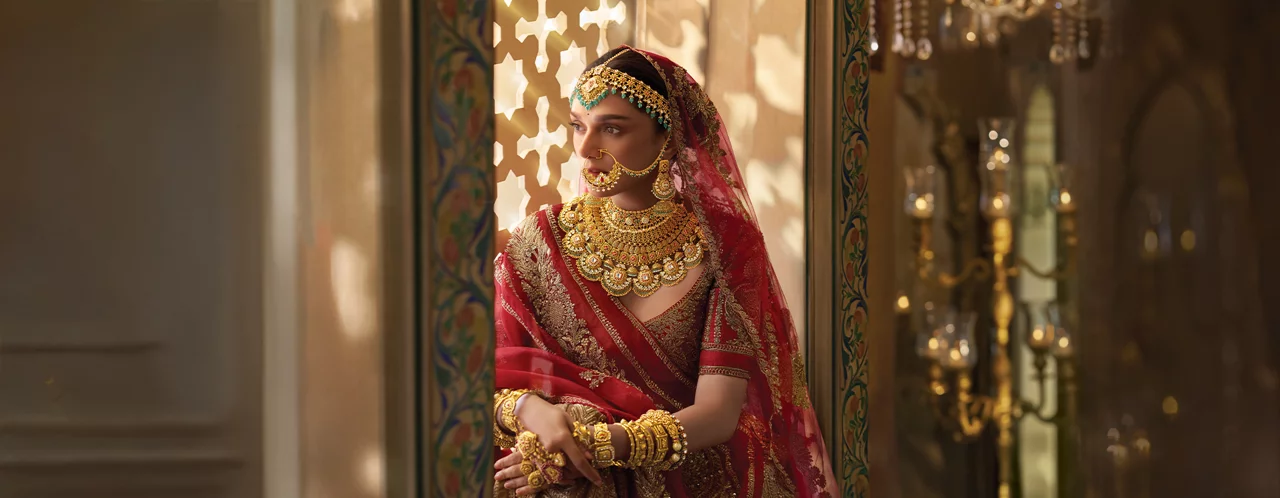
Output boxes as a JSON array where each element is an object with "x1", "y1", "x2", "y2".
[{"x1": 495, "y1": 45, "x2": 836, "y2": 498}]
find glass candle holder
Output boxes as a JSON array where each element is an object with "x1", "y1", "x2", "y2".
[{"x1": 904, "y1": 164, "x2": 939, "y2": 220}]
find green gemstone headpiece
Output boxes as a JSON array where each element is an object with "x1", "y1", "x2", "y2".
[{"x1": 571, "y1": 53, "x2": 671, "y2": 130}]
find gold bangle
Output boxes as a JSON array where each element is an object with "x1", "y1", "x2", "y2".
[
  {"x1": 643, "y1": 415, "x2": 670, "y2": 468},
  {"x1": 623, "y1": 419, "x2": 655, "y2": 469},
  {"x1": 590, "y1": 423, "x2": 616, "y2": 468},
  {"x1": 493, "y1": 390, "x2": 523, "y2": 448},
  {"x1": 644, "y1": 410, "x2": 687, "y2": 470},
  {"x1": 499, "y1": 389, "x2": 536, "y2": 434}
]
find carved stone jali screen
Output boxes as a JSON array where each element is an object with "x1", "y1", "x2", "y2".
[{"x1": 493, "y1": 0, "x2": 633, "y2": 250}]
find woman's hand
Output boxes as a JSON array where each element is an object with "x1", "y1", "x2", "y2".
[
  {"x1": 494, "y1": 448, "x2": 587, "y2": 495},
  {"x1": 514, "y1": 395, "x2": 603, "y2": 485}
]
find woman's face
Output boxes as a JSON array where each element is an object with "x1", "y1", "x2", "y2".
[{"x1": 570, "y1": 93, "x2": 669, "y2": 198}]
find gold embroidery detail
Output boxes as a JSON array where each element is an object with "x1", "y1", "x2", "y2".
[
  {"x1": 549, "y1": 206, "x2": 686, "y2": 409},
  {"x1": 680, "y1": 445, "x2": 738, "y2": 498},
  {"x1": 699, "y1": 365, "x2": 750, "y2": 379},
  {"x1": 639, "y1": 270, "x2": 713, "y2": 376},
  {"x1": 792, "y1": 350, "x2": 811, "y2": 409},
  {"x1": 579, "y1": 370, "x2": 609, "y2": 389},
  {"x1": 508, "y1": 211, "x2": 630, "y2": 385}
]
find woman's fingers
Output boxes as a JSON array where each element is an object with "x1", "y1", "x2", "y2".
[
  {"x1": 495, "y1": 462, "x2": 524, "y2": 483},
  {"x1": 503, "y1": 476, "x2": 528, "y2": 490},
  {"x1": 494, "y1": 449, "x2": 523, "y2": 472},
  {"x1": 554, "y1": 437, "x2": 602, "y2": 485}
]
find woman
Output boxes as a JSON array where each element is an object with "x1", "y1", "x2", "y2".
[{"x1": 491, "y1": 45, "x2": 836, "y2": 497}]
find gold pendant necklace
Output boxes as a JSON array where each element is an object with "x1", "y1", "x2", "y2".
[{"x1": 558, "y1": 195, "x2": 705, "y2": 297}]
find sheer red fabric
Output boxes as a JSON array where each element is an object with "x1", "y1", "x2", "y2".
[{"x1": 495, "y1": 45, "x2": 836, "y2": 497}]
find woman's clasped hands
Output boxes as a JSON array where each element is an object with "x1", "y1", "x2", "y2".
[{"x1": 494, "y1": 394, "x2": 604, "y2": 495}]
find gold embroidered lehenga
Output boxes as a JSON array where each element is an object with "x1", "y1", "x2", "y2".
[{"x1": 494, "y1": 46, "x2": 836, "y2": 497}]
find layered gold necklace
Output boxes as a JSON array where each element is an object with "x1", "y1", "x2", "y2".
[{"x1": 558, "y1": 195, "x2": 705, "y2": 297}]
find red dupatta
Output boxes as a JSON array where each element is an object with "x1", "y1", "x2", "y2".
[{"x1": 495, "y1": 46, "x2": 836, "y2": 497}]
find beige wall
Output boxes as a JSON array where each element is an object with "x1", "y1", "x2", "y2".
[
  {"x1": 640, "y1": 0, "x2": 810, "y2": 338},
  {"x1": 297, "y1": 2, "x2": 389, "y2": 498}
]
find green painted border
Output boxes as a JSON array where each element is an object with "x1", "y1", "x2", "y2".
[{"x1": 836, "y1": 0, "x2": 871, "y2": 496}]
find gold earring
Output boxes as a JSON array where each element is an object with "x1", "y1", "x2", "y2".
[{"x1": 652, "y1": 159, "x2": 676, "y2": 215}]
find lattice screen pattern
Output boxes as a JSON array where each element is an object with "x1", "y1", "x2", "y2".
[{"x1": 494, "y1": 0, "x2": 633, "y2": 250}]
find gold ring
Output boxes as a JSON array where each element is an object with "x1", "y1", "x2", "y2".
[
  {"x1": 527, "y1": 469, "x2": 547, "y2": 489},
  {"x1": 519, "y1": 460, "x2": 537, "y2": 476},
  {"x1": 542, "y1": 464, "x2": 564, "y2": 485}
]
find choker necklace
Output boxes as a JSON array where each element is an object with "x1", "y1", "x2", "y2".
[{"x1": 558, "y1": 195, "x2": 705, "y2": 297}]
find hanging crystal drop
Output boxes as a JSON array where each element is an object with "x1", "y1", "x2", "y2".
[
  {"x1": 916, "y1": 38, "x2": 933, "y2": 60},
  {"x1": 1077, "y1": 39, "x2": 1091, "y2": 59},
  {"x1": 1049, "y1": 44, "x2": 1067, "y2": 64}
]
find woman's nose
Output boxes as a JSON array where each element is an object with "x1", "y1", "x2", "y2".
[{"x1": 576, "y1": 129, "x2": 601, "y2": 158}]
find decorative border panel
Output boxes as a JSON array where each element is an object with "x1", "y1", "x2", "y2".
[
  {"x1": 836, "y1": 0, "x2": 872, "y2": 496},
  {"x1": 417, "y1": 1, "x2": 496, "y2": 496}
]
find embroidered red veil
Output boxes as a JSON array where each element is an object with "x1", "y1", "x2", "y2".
[{"x1": 494, "y1": 45, "x2": 836, "y2": 497}]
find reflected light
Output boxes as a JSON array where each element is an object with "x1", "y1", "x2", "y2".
[
  {"x1": 331, "y1": 238, "x2": 374, "y2": 341},
  {"x1": 1162, "y1": 395, "x2": 1179, "y2": 415},
  {"x1": 579, "y1": 2, "x2": 629, "y2": 56},
  {"x1": 752, "y1": 34, "x2": 805, "y2": 115},
  {"x1": 336, "y1": 0, "x2": 374, "y2": 22},
  {"x1": 1180, "y1": 229, "x2": 1196, "y2": 251},
  {"x1": 645, "y1": 19, "x2": 707, "y2": 84},
  {"x1": 515, "y1": 97, "x2": 568, "y2": 186},
  {"x1": 495, "y1": 170, "x2": 531, "y2": 232},
  {"x1": 359, "y1": 446, "x2": 385, "y2": 495},
  {"x1": 494, "y1": 54, "x2": 528, "y2": 119},
  {"x1": 556, "y1": 41, "x2": 589, "y2": 98},
  {"x1": 1133, "y1": 437, "x2": 1151, "y2": 455},
  {"x1": 514, "y1": 3, "x2": 567, "y2": 72},
  {"x1": 1142, "y1": 229, "x2": 1160, "y2": 255}
]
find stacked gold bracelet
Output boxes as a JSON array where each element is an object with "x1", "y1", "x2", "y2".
[
  {"x1": 492, "y1": 389, "x2": 537, "y2": 448},
  {"x1": 587, "y1": 410, "x2": 688, "y2": 471}
]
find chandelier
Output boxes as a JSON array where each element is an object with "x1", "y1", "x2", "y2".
[{"x1": 869, "y1": 0, "x2": 1114, "y2": 64}]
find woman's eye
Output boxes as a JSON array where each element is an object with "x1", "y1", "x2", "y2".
[
  {"x1": 604, "y1": 126, "x2": 621, "y2": 135},
  {"x1": 570, "y1": 122, "x2": 583, "y2": 132}
]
